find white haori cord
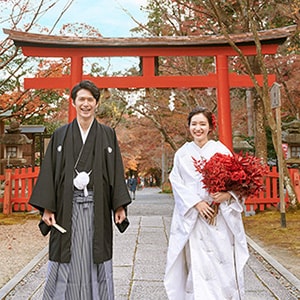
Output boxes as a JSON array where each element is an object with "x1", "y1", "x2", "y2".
[{"x1": 73, "y1": 170, "x2": 92, "y2": 197}]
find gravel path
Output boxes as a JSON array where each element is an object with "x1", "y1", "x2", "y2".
[{"x1": 0, "y1": 219, "x2": 49, "y2": 288}]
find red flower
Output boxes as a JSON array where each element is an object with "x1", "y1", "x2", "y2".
[{"x1": 192, "y1": 152, "x2": 269, "y2": 198}]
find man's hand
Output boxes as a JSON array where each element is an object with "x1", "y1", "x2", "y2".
[
  {"x1": 115, "y1": 206, "x2": 126, "y2": 224},
  {"x1": 42, "y1": 209, "x2": 56, "y2": 226}
]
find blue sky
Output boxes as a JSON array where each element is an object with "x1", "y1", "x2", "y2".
[
  {"x1": 1, "y1": 0, "x2": 149, "y2": 74},
  {"x1": 38, "y1": 0, "x2": 148, "y2": 37},
  {"x1": 1, "y1": 0, "x2": 148, "y2": 38}
]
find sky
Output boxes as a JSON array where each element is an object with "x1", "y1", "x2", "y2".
[
  {"x1": 1, "y1": 0, "x2": 149, "y2": 73},
  {"x1": 36, "y1": 0, "x2": 148, "y2": 37},
  {"x1": 1, "y1": 0, "x2": 148, "y2": 38}
]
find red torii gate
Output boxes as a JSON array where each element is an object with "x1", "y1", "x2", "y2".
[{"x1": 4, "y1": 26, "x2": 295, "y2": 150}]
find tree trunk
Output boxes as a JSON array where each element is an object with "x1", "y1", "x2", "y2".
[
  {"x1": 254, "y1": 93, "x2": 268, "y2": 162},
  {"x1": 262, "y1": 92, "x2": 298, "y2": 206},
  {"x1": 246, "y1": 89, "x2": 254, "y2": 137}
]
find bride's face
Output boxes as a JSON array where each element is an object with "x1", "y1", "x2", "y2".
[{"x1": 189, "y1": 113, "x2": 210, "y2": 147}]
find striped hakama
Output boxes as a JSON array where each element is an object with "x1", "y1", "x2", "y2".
[{"x1": 43, "y1": 191, "x2": 114, "y2": 300}]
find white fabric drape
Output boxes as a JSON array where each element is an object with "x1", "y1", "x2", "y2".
[{"x1": 164, "y1": 141, "x2": 249, "y2": 300}]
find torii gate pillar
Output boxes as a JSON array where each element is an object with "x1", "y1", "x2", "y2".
[
  {"x1": 216, "y1": 55, "x2": 232, "y2": 149},
  {"x1": 70, "y1": 56, "x2": 83, "y2": 121}
]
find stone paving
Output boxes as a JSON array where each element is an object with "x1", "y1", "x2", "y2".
[{"x1": 1, "y1": 187, "x2": 299, "y2": 299}]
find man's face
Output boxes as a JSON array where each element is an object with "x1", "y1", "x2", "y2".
[{"x1": 72, "y1": 88, "x2": 97, "y2": 121}]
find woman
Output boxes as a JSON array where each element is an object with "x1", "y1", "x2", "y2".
[{"x1": 164, "y1": 107, "x2": 249, "y2": 300}]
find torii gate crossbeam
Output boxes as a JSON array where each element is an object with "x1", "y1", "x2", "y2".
[{"x1": 4, "y1": 26, "x2": 295, "y2": 150}]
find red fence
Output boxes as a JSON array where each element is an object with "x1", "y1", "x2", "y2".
[
  {"x1": 0, "y1": 166, "x2": 299, "y2": 215},
  {"x1": 0, "y1": 167, "x2": 40, "y2": 214},
  {"x1": 244, "y1": 167, "x2": 299, "y2": 212}
]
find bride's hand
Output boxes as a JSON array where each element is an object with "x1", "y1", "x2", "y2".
[
  {"x1": 211, "y1": 192, "x2": 231, "y2": 203},
  {"x1": 194, "y1": 201, "x2": 214, "y2": 219}
]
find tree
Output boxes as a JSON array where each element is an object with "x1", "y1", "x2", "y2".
[
  {"x1": 129, "y1": 0, "x2": 299, "y2": 205},
  {"x1": 195, "y1": 0, "x2": 299, "y2": 206},
  {"x1": 0, "y1": 0, "x2": 75, "y2": 125}
]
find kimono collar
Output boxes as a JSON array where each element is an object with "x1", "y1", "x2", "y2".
[{"x1": 77, "y1": 119, "x2": 94, "y2": 144}]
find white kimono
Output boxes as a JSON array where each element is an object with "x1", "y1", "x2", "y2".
[{"x1": 164, "y1": 141, "x2": 249, "y2": 300}]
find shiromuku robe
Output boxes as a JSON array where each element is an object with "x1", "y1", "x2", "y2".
[
  {"x1": 164, "y1": 140, "x2": 249, "y2": 300},
  {"x1": 29, "y1": 118, "x2": 131, "y2": 264}
]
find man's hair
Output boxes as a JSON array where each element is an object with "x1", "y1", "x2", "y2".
[{"x1": 71, "y1": 80, "x2": 101, "y2": 103}]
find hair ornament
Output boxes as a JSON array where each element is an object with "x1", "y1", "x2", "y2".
[{"x1": 211, "y1": 113, "x2": 217, "y2": 132}]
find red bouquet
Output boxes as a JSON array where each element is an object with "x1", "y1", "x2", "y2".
[{"x1": 192, "y1": 152, "x2": 269, "y2": 199}]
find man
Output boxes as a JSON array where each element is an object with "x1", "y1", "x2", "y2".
[
  {"x1": 29, "y1": 80, "x2": 131, "y2": 300},
  {"x1": 128, "y1": 175, "x2": 137, "y2": 200}
]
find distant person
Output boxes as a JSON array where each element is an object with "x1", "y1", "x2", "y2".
[
  {"x1": 128, "y1": 175, "x2": 137, "y2": 200},
  {"x1": 164, "y1": 106, "x2": 249, "y2": 299},
  {"x1": 140, "y1": 176, "x2": 145, "y2": 190},
  {"x1": 149, "y1": 176, "x2": 153, "y2": 187},
  {"x1": 29, "y1": 80, "x2": 131, "y2": 300}
]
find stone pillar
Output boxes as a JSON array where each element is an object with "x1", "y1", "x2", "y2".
[{"x1": 232, "y1": 131, "x2": 254, "y2": 154}]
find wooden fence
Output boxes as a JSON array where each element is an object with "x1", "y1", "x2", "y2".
[
  {"x1": 244, "y1": 167, "x2": 299, "y2": 213},
  {"x1": 0, "y1": 166, "x2": 299, "y2": 215},
  {"x1": 0, "y1": 167, "x2": 40, "y2": 214}
]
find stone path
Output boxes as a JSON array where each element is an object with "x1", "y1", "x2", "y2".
[{"x1": 1, "y1": 187, "x2": 299, "y2": 299}]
